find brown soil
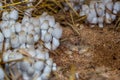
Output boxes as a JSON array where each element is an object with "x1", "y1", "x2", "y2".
[{"x1": 50, "y1": 24, "x2": 120, "y2": 80}]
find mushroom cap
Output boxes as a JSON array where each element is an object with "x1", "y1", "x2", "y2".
[
  {"x1": 52, "y1": 23, "x2": 62, "y2": 39},
  {"x1": 0, "y1": 68, "x2": 4, "y2": 80},
  {"x1": 9, "y1": 9, "x2": 19, "y2": 20},
  {"x1": 0, "y1": 32, "x2": 4, "y2": 42}
]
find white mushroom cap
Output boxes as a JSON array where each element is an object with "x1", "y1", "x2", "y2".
[
  {"x1": 35, "y1": 49, "x2": 45, "y2": 60},
  {"x1": 4, "y1": 39, "x2": 11, "y2": 50},
  {"x1": 39, "y1": 12, "x2": 48, "y2": 24},
  {"x1": 15, "y1": 22, "x2": 22, "y2": 33},
  {"x1": 41, "y1": 30, "x2": 47, "y2": 41},
  {"x1": 36, "y1": 77, "x2": 42, "y2": 80},
  {"x1": 98, "y1": 17, "x2": 104, "y2": 28},
  {"x1": 106, "y1": 1, "x2": 113, "y2": 11},
  {"x1": 9, "y1": 9, "x2": 19, "y2": 20},
  {"x1": 45, "y1": 15, "x2": 55, "y2": 27},
  {"x1": 34, "y1": 26, "x2": 40, "y2": 34},
  {"x1": 44, "y1": 32, "x2": 52, "y2": 43},
  {"x1": 105, "y1": 12, "x2": 112, "y2": 24},
  {"x1": 43, "y1": 65, "x2": 51, "y2": 74},
  {"x1": 45, "y1": 52, "x2": 49, "y2": 60},
  {"x1": 33, "y1": 61, "x2": 45, "y2": 72},
  {"x1": 27, "y1": 47, "x2": 36, "y2": 57},
  {"x1": 46, "y1": 58, "x2": 53, "y2": 67},
  {"x1": 26, "y1": 34, "x2": 34, "y2": 45},
  {"x1": 7, "y1": 51, "x2": 23, "y2": 61},
  {"x1": 0, "y1": 32, "x2": 4, "y2": 42},
  {"x1": 27, "y1": 67, "x2": 35, "y2": 76},
  {"x1": 10, "y1": 33, "x2": 20, "y2": 48},
  {"x1": 30, "y1": 17, "x2": 40, "y2": 27},
  {"x1": 2, "y1": 26, "x2": 12, "y2": 38},
  {"x1": 22, "y1": 72, "x2": 30, "y2": 80},
  {"x1": 52, "y1": 23, "x2": 62, "y2": 39},
  {"x1": 27, "y1": 23, "x2": 34, "y2": 33},
  {"x1": 0, "y1": 21, "x2": 9, "y2": 29},
  {"x1": 52, "y1": 63, "x2": 57, "y2": 71},
  {"x1": 0, "y1": 68, "x2": 4, "y2": 80},
  {"x1": 52, "y1": 37, "x2": 60, "y2": 50},
  {"x1": 3, "y1": 50, "x2": 11, "y2": 62},
  {"x1": 41, "y1": 72, "x2": 50, "y2": 80},
  {"x1": 113, "y1": 1, "x2": 120, "y2": 13},
  {"x1": 20, "y1": 61, "x2": 30, "y2": 72},
  {"x1": 48, "y1": 27, "x2": 54, "y2": 34},
  {"x1": 22, "y1": 16, "x2": 30, "y2": 24},
  {"x1": 79, "y1": 11, "x2": 86, "y2": 16},
  {"x1": 10, "y1": 24, "x2": 15, "y2": 33},
  {"x1": 18, "y1": 31, "x2": 27, "y2": 44},
  {"x1": 81, "y1": 4, "x2": 89, "y2": 14},
  {"x1": 34, "y1": 34, "x2": 40, "y2": 42},
  {"x1": 2, "y1": 11, "x2": 9, "y2": 21},
  {"x1": 96, "y1": 3, "x2": 105, "y2": 17},
  {"x1": 40, "y1": 20, "x2": 49, "y2": 30},
  {"x1": 9, "y1": 19, "x2": 16, "y2": 27}
]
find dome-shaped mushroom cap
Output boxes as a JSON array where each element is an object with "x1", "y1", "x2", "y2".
[
  {"x1": 52, "y1": 37, "x2": 60, "y2": 50},
  {"x1": 20, "y1": 61, "x2": 30, "y2": 72},
  {"x1": 36, "y1": 77, "x2": 42, "y2": 80},
  {"x1": 43, "y1": 65, "x2": 52, "y2": 74},
  {"x1": 33, "y1": 61, "x2": 44, "y2": 71},
  {"x1": 39, "y1": 12, "x2": 48, "y2": 24},
  {"x1": 106, "y1": 1, "x2": 113, "y2": 11},
  {"x1": 0, "y1": 32, "x2": 4, "y2": 42},
  {"x1": 44, "y1": 32, "x2": 52, "y2": 43},
  {"x1": 0, "y1": 68, "x2": 4, "y2": 80},
  {"x1": 2, "y1": 11, "x2": 9, "y2": 21},
  {"x1": 30, "y1": 17, "x2": 40, "y2": 26},
  {"x1": 2, "y1": 26, "x2": 12, "y2": 38},
  {"x1": 22, "y1": 16, "x2": 30, "y2": 24},
  {"x1": 27, "y1": 67, "x2": 35, "y2": 76},
  {"x1": 10, "y1": 33, "x2": 20, "y2": 48},
  {"x1": 35, "y1": 49, "x2": 46, "y2": 60},
  {"x1": 40, "y1": 20, "x2": 49, "y2": 30},
  {"x1": 113, "y1": 1, "x2": 120, "y2": 12},
  {"x1": 45, "y1": 15, "x2": 55, "y2": 27},
  {"x1": 46, "y1": 58, "x2": 53, "y2": 67},
  {"x1": 9, "y1": 9, "x2": 19, "y2": 20},
  {"x1": 18, "y1": 30, "x2": 27, "y2": 44},
  {"x1": 52, "y1": 23, "x2": 62, "y2": 39},
  {"x1": 15, "y1": 22, "x2": 22, "y2": 33}
]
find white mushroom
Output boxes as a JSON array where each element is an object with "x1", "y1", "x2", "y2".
[
  {"x1": 18, "y1": 31, "x2": 27, "y2": 44},
  {"x1": 10, "y1": 33, "x2": 20, "y2": 48},
  {"x1": 15, "y1": 22, "x2": 22, "y2": 33},
  {"x1": 2, "y1": 26, "x2": 12, "y2": 38},
  {"x1": 52, "y1": 37, "x2": 60, "y2": 50},
  {"x1": 0, "y1": 32, "x2": 4, "y2": 43},
  {"x1": 0, "y1": 68, "x2": 4, "y2": 80},
  {"x1": 9, "y1": 9, "x2": 19, "y2": 20},
  {"x1": 40, "y1": 20, "x2": 49, "y2": 30},
  {"x1": 52, "y1": 23, "x2": 62, "y2": 39}
]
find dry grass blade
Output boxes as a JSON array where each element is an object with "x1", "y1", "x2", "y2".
[
  {"x1": 65, "y1": 0, "x2": 79, "y2": 17},
  {"x1": 18, "y1": 49, "x2": 32, "y2": 57}
]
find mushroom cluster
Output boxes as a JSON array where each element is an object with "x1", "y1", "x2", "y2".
[
  {"x1": 63, "y1": 0, "x2": 84, "y2": 11},
  {"x1": 3, "y1": 46, "x2": 56, "y2": 80},
  {"x1": 63, "y1": 0, "x2": 120, "y2": 28},
  {"x1": 0, "y1": 1, "x2": 62, "y2": 80}
]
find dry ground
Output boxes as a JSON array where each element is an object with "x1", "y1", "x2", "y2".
[{"x1": 50, "y1": 24, "x2": 120, "y2": 80}]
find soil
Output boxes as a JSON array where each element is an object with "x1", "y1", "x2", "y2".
[{"x1": 50, "y1": 24, "x2": 120, "y2": 80}]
